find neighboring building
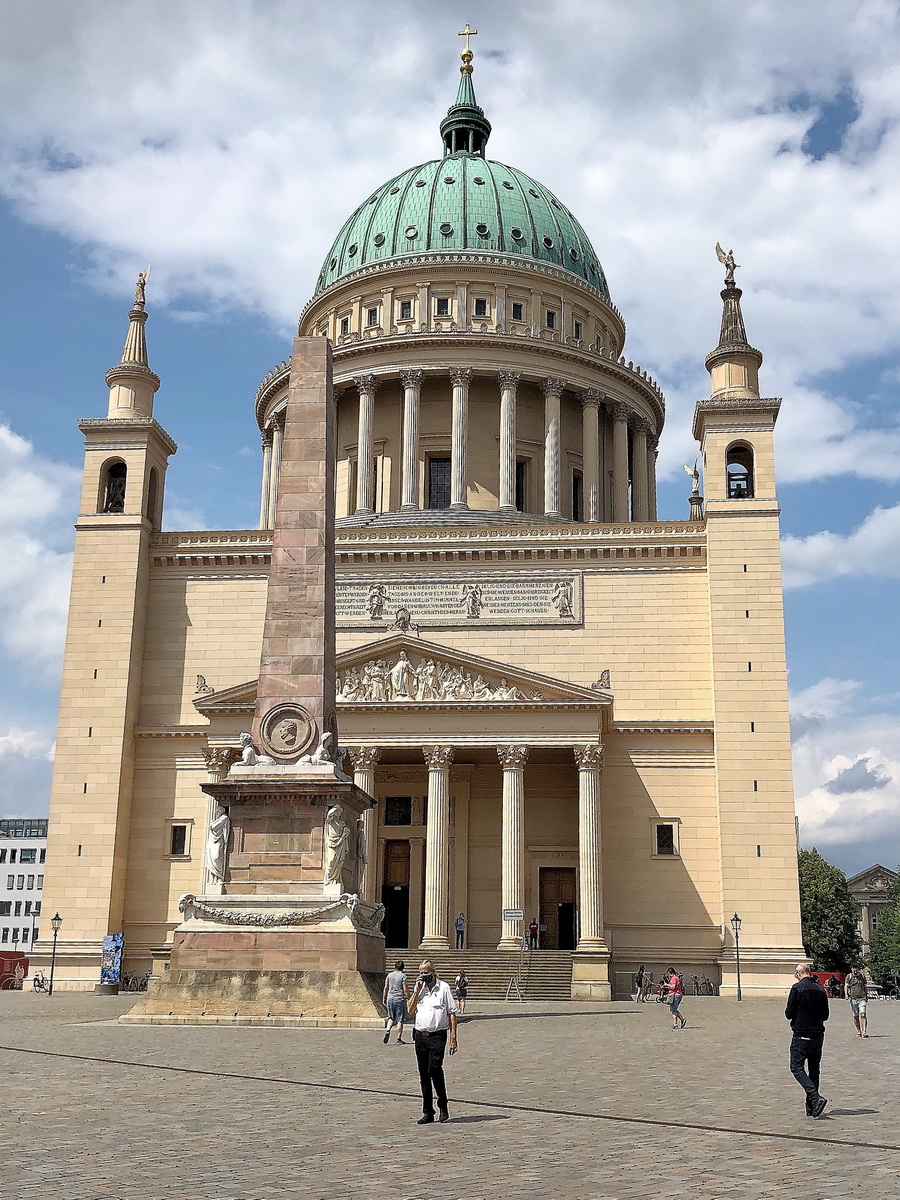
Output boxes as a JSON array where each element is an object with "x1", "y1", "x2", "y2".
[
  {"x1": 0, "y1": 818, "x2": 47, "y2": 950},
  {"x1": 847, "y1": 864, "x2": 899, "y2": 952},
  {"x1": 37, "y1": 47, "x2": 804, "y2": 997}
]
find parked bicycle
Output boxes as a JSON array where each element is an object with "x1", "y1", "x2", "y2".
[
  {"x1": 691, "y1": 974, "x2": 716, "y2": 996},
  {"x1": 32, "y1": 969, "x2": 49, "y2": 992},
  {"x1": 121, "y1": 970, "x2": 152, "y2": 993}
]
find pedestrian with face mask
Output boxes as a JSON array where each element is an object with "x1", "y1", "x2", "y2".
[{"x1": 406, "y1": 959, "x2": 459, "y2": 1124}]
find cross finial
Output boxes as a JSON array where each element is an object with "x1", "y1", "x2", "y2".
[{"x1": 458, "y1": 23, "x2": 477, "y2": 52}]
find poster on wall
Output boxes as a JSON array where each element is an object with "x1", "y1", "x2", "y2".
[{"x1": 99, "y1": 932, "x2": 124, "y2": 985}]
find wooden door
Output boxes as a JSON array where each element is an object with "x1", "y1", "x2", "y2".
[
  {"x1": 381, "y1": 840, "x2": 410, "y2": 948},
  {"x1": 539, "y1": 867, "x2": 577, "y2": 950}
]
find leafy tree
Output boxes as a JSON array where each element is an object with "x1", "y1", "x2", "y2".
[
  {"x1": 867, "y1": 871, "x2": 900, "y2": 988},
  {"x1": 797, "y1": 849, "x2": 863, "y2": 971}
]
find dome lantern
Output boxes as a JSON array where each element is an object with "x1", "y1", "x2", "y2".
[{"x1": 439, "y1": 37, "x2": 491, "y2": 158}]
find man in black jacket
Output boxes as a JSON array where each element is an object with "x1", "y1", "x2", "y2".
[{"x1": 785, "y1": 963, "x2": 829, "y2": 1118}]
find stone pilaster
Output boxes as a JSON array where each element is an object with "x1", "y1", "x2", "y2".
[
  {"x1": 542, "y1": 378, "x2": 564, "y2": 517},
  {"x1": 399, "y1": 369, "x2": 424, "y2": 509},
  {"x1": 449, "y1": 369, "x2": 472, "y2": 509},
  {"x1": 498, "y1": 372, "x2": 520, "y2": 511},
  {"x1": 420, "y1": 745, "x2": 453, "y2": 949},
  {"x1": 349, "y1": 746, "x2": 381, "y2": 902},
  {"x1": 497, "y1": 745, "x2": 528, "y2": 948}
]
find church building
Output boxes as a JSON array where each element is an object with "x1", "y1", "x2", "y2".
[{"x1": 39, "y1": 44, "x2": 804, "y2": 998}]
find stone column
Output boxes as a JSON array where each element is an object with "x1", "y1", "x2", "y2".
[
  {"x1": 648, "y1": 435, "x2": 659, "y2": 521},
  {"x1": 497, "y1": 745, "x2": 528, "y2": 948},
  {"x1": 349, "y1": 747, "x2": 381, "y2": 902},
  {"x1": 449, "y1": 369, "x2": 472, "y2": 509},
  {"x1": 258, "y1": 428, "x2": 273, "y2": 529},
  {"x1": 610, "y1": 402, "x2": 630, "y2": 523},
  {"x1": 542, "y1": 378, "x2": 564, "y2": 517},
  {"x1": 581, "y1": 391, "x2": 601, "y2": 523},
  {"x1": 399, "y1": 369, "x2": 424, "y2": 510},
  {"x1": 266, "y1": 410, "x2": 285, "y2": 528},
  {"x1": 420, "y1": 745, "x2": 453, "y2": 949},
  {"x1": 574, "y1": 745, "x2": 607, "y2": 950},
  {"x1": 632, "y1": 420, "x2": 650, "y2": 522},
  {"x1": 354, "y1": 375, "x2": 379, "y2": 515},
  {"x1": 498, "y1": 372, "x2": 520, "y2": 512},
  {"x1": 861, "y1": 902, "x2": 871, "y2": 951}
]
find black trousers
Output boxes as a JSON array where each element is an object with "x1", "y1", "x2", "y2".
[
  {"x1": 414, "y1": 1028, "x2": 448, "y2": 1115},
  {"x1": 789, "y1": 1033, "x2": 824, "y2": 1104}
]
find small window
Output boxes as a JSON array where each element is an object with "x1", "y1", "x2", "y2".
[
  {"x1": 348, "y1": 243, "x2": 358, "y2": 256},
  {"x1": 10, "y1": 850, "x2": 16, "y2": 863},
  {"x1": 569, "y1": 247, "x2": 579, "y2": 261},
  {"x1": 34, "y1": 902, "x2": 41, "y2": 915},
  {"x1": 475, "y1": 222, "x2": 490, "y2": 237},
  {"x1": 726, "y1": 443, "x2": 754, "y2": 498},
  {"x1": 653, "y1": 821, "x2": 680, "y2": 857},
  {"x1": 0, "y1": 928, "x2": 7, "y2": 943},
  {"x1": 439, "y1": 222, "x2": 454, "y2": 236},
  {"x1": 0, "y1": 903, "x2": 9, "y2": 916},
  {"x1": 399, "y1": 300, "x2": 412, "y2": 320},
  {"x1": 5, "y1": 876, "x2": 12, "y2": 889},
  {"x1": 427, "y1": 457, "x2": 452, "y2": 510},
  {"x1": 24, "y1": 901, "x2": 31, "y2": 915},
  {"x1": 16, "y1": 876, "x2": 24, "y2": 890},
  {"x1": 14, "y1": 902, "x2": 21, "y2": 916},
  {"x1": 0, "y1": 849, "x2": 5, "y2": 863},
  {"x1": 511, "y1": 302, "x2": 524, "y2": 321},
  {"x1": 102, "y1": 461, "x2": 127, "y2": 513},
  {"x1": 572, "y1": 471, "x2": 584, "y2": 522},
  {"x1": 510, "y1": 227, "x2": 524, "y2": 241},
  {"x1": 19, "y1": 849, "x2": 36, "y2": 865},
  {"x1": 474, "y1": 297, "x2": 488, "y2": 317},
  {"x1": 435, "y1": 297, "x2": 450, "y2": 317},
  {"x1": 366, "y1": 307, "x2": 379, "y2": 327},
  {"x1": 11, "y1": 928, "x2": 18, "y2": 942},
  {"x1": 546, "y1": 310, "x2": 556, "y2": 330},
  {"x1": 515, "y1": 459, "x2": 528, "y2": 512},
  {"x1": 573, "y1": 320, "x2": 582, "y2": 340},
  {"x1": 340, "y1": 317, "x2": 350, "y2": 336},
  {"x1": 373, "y1": 232, "x2": 386, "y2": 247},
  {"x1": 502, "y1": 180, "x2": 514, "y2": 189},
  {"x1": 543, "y1": 236, "x2": 555, "y2": 249},
  {"x1": 37, "y1": 875, "x2": 43, "y2": 890},
  {"x1": 384, "y1": 797, "x2": 413, "y2": 826},
  {"x1": 26, "y1": 875, "x2": 34, "y2": 889},
  {"x1": 169, "y1": 824, "x2": 188, "y2": 857},
  {"x1": 473, "y1": 176, "x2": 485, "y2": 185},
  {"x1": 405, "y1": 225, "x2": 418, "y2": 239}
]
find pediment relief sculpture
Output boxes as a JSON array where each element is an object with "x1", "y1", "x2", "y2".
[{"x1": 338, "y1": 650, "x2": 545, "y2": 704}]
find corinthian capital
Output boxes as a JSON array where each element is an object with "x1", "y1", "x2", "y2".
[
  {"x1": 542, "y1": 377, "x2": 565, "y2": 399},
  {"x1": 580, "y1": 389, "x2": 601, "y2": 410},
  {"x1": 609, "y1": 401, "x2": 630, "y2": 423},
  {"x1": 574, "y1": 744, "x2": 604, "y2": 772},
  {"x1": 423, "y1": 745, "x2": 455, "y2": 769},
  {"x1": 399, "y1": 369, "x2": 425, "y2": 390},
  {"x1": 202, "y1": 746, "x2": 242, "y2": 780},
  {"x1": 498, "y1": 371, "x2": 521, "y2": 391},
  {"x1": 354, "y1": 374, "x2": 380, "y2": 396},
  {"x1": 497, "y1": 745, "x2": 529, "y2": 769},
  {"x1": 449, "y1": 368, "x2": 473, "y2": 387},
  {"x1": 632, "y1": 417, "x2": 652, "y2": 437},
  {"x1": 349, "y1": 746, "x2": 381, "y2": 772}
]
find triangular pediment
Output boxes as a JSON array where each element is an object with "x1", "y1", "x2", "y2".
[
  {"x1": 846, "y1": 864, "x2": 899, "y2": 893},
  {"x1": 335, "y1": 633, "x2": 611, "y2": 709},
  {"x1": 193, "y1": 678, "x2": 257, "y2": 715}
]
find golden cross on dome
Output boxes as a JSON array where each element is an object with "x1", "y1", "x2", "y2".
[{"x1": 457, "y1": 23, "x2": 477, "y2": 52}]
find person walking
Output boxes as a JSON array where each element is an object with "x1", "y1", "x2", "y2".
[
  {"x1": 845, "y1": 965, "x2": 869, "y2": 1038},
  {"x1": 666, "y1": 967, "x2": 686, "y2": 1028},
  {"x1": 382, "y1": 959, "x2": 410, "y2": 1045},
  {"x1": 455, "y1": 912, "x2": 466, "y2": 950},
  {"x1": 528, "y1": 916, "x2": 539, "y2": 949},
  {"x1": 454, "y1": 969, "x2": 469, "y2": 1015},
  {"x1": 407, "y1": 959, "x2": 458, "y2": 1124},
  {"x1": 785, "y1": 963, "x2": 829, "y2": 1118},
  {"x1": 634, "y1": 964, "x2": 645, "y2": 1002}
]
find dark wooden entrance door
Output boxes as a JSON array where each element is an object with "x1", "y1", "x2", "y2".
[
  {"x1": 381, "y1": 840, "x2": 410, "y2": 947},
  {"x1": 539, "y1": 867, "x2": 577, "y2": 950}
]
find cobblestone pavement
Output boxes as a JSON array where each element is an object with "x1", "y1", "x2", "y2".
[{"x1": 1, "y1": 990, "x2": 899, "y2": 1199}]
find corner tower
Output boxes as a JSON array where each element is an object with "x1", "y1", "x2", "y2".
[
  {"x1": 694, "y1": 255, "x2": 804, "y2": 994},
  {"x1": 40, "y1": 275, "x2": 176, "y2": 985}
]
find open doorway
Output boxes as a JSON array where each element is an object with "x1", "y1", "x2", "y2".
[{"x1": 539, "y1": 866, "x2": 577, "y2": 950}]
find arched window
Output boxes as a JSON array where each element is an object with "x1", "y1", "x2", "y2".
[
  {"x1": 726, "y1": 443, "x2": 754, "y2": 499},
  {"x1": 146, "y1": 467, "x2": 161, "y2": 529},
  {"x1": 101, "y1": 460, "x2": 127, "y2": 513}
]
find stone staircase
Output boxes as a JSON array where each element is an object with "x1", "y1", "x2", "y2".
[{"x1": 396, "y1": 949, "x2": 574, "y2": 1001}]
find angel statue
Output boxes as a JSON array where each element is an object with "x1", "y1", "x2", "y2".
[
  {"x1": 135, "y1": 265, "x2": 151, "y2": 305},
  {"x1": 715, "y1": 243, "x2": 739, "y2": 286},
  {"x1": 683, "y1": 460, "x2": 701, "y2": 496}
]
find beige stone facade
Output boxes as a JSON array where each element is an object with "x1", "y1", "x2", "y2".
[{"x1": 36, "y1": 57, "x2": 804, "y2": 999}]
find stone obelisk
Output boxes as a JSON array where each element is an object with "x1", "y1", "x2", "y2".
[{"x1": 123, "y1": 339, "x2": 385, "y2": 1029}]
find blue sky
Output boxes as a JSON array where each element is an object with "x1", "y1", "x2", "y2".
[{"x1": 1, "y1": 1, "x2": 899, "y2": 878}]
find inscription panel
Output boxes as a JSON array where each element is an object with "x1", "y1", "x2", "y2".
[{"x1": 336, "y1": 572, "x2": 582, "y2": 628}]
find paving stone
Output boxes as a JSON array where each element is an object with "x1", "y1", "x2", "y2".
[{"x1": 0, "y1": 993, "x2": 898, "y2": 1199}]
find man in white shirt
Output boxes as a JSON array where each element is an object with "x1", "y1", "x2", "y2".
[{"x1": 406, "y1": 959, "x2": 459, "y2": 1123}]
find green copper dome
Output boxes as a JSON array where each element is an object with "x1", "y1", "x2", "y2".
[{"x1": 314, "y1": 60, "x2": 609, "y2": 300}]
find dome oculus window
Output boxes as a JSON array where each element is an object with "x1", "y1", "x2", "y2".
[
  {"x1": 473, "y1": 176, "x2": 485, "y2": 185},
  {"x1": 389, "y1": 186, "x2": 400, "y2": 194},
  {"x1": 348, "y1": 243, "x2": 358, "y2": 256},
  {"x1": 528, "y1": 188, "x2": 539, "y2": 198},
  {"x1": 510, "y1": 227, "x2": 524, "y2": 240},
  {"x1": 405, "y1": 225, "x2": 418, "y2": 239},
  {"x1": 475, "y1": 222, "x2": 490, "y2": 237},
  {"x1": 439, "y1": 221, "x2": 454, "y2": 236},
  {"x1": 415, "y1": 179, "x2": 426, "y2": 188},
  {"x1": 543, "y1": 236, "x2": 555, "y2": 249},
  {"x1": 444, "y1": 177, "x2": 456, "y2": 184},
  {"x1": 502, "y1": 180, "x2": 514, "y2": 189},
  {"x1": 569, "y1": 248, "x2": 579, "y2": 260},
  {"x1": 373, "y1": 233, "x2": 386, "y2": 247},
  {"x1": 330, "y1": 258, "x2": 337, "y2": 270}
]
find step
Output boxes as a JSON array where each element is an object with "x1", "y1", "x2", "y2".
[{"x1": 392, "y1": 949, "x2": 574, "y2": 1000}]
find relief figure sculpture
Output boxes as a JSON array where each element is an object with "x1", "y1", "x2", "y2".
[
  {"x1": 205, "y1": 807, "x2": 230, "y2": 883},
  {"x1": 324, "y1": 804, "x2": 351, "y2": 886}
]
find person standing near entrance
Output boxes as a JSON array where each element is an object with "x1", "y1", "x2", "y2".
[
  {"x1": 634, "y1": 964, "x2": 645, "y2": 1002},
  {"x1": 845, "y1": 965, "x2": 869, "y2": 1038},
  {"x1": 455, "y1": 912, "x2": 466, "y2": 950},
  {"x1": 407, "y1": 959, "x2": 458, "y2": 1124},
  {"x1": 785, "y1": 963, "x2": 829, "y2": 1118},
  {"x1": 382, "y1": 959, "x2": 410, "y2": 1045},
  {"x1": 528, "y1": 916, "x2": 539, "y2": 949}
]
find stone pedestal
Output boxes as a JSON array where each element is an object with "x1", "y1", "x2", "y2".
[
  {"x1": 570, "y1": 949, "x2": 612, "y2": 1001},
  {"x1": 121, "y1": 771, "x2": 386, "y2": 1027}
]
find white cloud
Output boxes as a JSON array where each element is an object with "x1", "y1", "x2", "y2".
[
  {"x1": 0, "y1": 1, "x2": 899, "y2": 489},
  {"x1": 0, "y1": 727, "x2": 54, "y2": 761},
  {"x1": 0, "y1": 425, "x2": 77, "y2": 670},
  {"x1": 782, "y1": 503, "x2": 900, "y2": 588}
]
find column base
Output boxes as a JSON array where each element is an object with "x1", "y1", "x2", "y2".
[
  {"x1": 496, "y1": 937, "x2": 522, "y2": 950},
  {"x1": 419, "y1": 937, "x2": 450, "y2": 952},
  {"x1": 449, "y1": 502, "x2": 469, "y2": 510},
  {"x1": 544, "y1": 509, "x2": 562, "y2": 518},
  {"x1": 355, "y1": 507, "x2": 375, "y2": 516},
  {"x1": 570, "y1": 948, "x2": 611, "y2": 1001},
  {"x1": 399, "y1": 503, "x2": 420, "y2": 510},
  {"x1": 498, "y1": 504, "x2": 517, "y2": 514}
]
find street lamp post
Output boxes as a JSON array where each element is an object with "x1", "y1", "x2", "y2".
[
  {"x1": 730, "y1": 912, "x2": 742, "y2": 1002},
  {"x1": 48, "y1": 912, "x2": 63, "y2": 997}
]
